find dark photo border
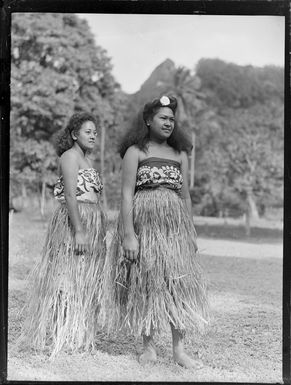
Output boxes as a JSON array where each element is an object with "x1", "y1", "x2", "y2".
[{"x1": 0, "y1": 1, "x2": 290, "y2": 384}]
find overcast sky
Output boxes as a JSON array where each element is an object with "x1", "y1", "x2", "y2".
[{"x1": 78, "y1": 14, "x2": 285, "y2": 94}]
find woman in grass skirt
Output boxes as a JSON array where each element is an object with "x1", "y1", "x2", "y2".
[
  {"x1": 103, "y1": 96, "x2": 209, "y2": 368},
  {"x1": 19, "y1": 112, "x2": 106, "y2": 358}
]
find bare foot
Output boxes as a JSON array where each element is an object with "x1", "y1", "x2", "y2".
[
  {"x1": 173, "y1": 350, "x2": 203, "y2": 369},
  {"x1": 138, "y1": 345, "x2": 157, "y2": 364}
]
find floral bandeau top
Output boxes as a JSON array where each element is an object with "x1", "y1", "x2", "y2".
[
  {"x1": 54, "y1": 168, "x2": 103, "y2": 203},
  {"x1": 136, "y1": 157, "x2": 183, "y2": 192}
]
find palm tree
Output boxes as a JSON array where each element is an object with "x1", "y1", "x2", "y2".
[{"x1": 163, "y1": 66, "x2": 208, "y2": 188}]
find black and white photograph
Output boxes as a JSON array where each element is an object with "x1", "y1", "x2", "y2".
[{"x1": 6, "y1": 7, "x2": 285, "y2": 383}]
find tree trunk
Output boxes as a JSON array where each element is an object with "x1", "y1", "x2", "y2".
[
  {"x1": 244, "y1": 189, "x2": 259, "y2": 237},
  {"x1": 21, "y1": 183, "x2": 27, "y2": 208},
  {"x1": 247, "y1": 192, "x2": 259, "y2": 220},
  {"x1": 40, "y1": 180, "x2": 46, "y2": 217},
  {"x1": 190, "y1": 132, "x2": 196, "y2": 189},
  {"x1": 100, "y1": 124, "x2": 108, "y2": 211},
  {"x1": 244, "y1": 209, "x2": 251, "y2": 237}
]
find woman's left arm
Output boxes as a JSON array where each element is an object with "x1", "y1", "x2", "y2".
[{"x1": 180, "y1": 151, "x2": 193, "y2": 217}]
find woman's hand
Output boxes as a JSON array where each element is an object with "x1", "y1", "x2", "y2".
[
  {"x1": 122, "y1": 234, "x2": 139, "y2": 262},
  {"x1": 75, "y1": 230, "x2": 89, "y2": 255}
]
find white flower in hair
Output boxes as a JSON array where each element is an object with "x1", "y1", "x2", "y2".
[{"x1": 160, "y1": 96, "x2": 170, "y2": 106}]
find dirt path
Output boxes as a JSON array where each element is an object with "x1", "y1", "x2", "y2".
[{"x1": 7, "y1": 213, "x2": 283, "y2": 382}]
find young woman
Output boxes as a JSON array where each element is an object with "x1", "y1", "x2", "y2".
[
  {"x1": 19, "y1": 112, "x2": 106, "y2": 358},
  {"x1": 103, "y1": 96, "x2": 209, "y2": 369}
]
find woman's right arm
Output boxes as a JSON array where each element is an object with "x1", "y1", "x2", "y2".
[
  {"x1": 60, "y1": 151, "x2": 88, "y2": 254},
  {"x1": 121, "y1": 146, "x2": 139, "y2": 262}
]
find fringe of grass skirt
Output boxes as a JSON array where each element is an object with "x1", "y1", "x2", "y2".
[
  {"x1": 18, "y1": 202, "x2": 107, "y2": 358},
  {"x1": 100, "y1": 187, "x2": 210, "y2": 337}
]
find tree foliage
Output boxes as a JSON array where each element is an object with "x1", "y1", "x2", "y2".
[
  {"x1": 196, "y1": 58, "x2": 283, "y2": 109},
  {"x1": 194, "y1": 59, "x2": 284, "y2": 217},
  {"x1": 10, "y1": 13, "x2": 121, "y2": 201}
]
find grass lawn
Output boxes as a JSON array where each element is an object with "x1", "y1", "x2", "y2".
[{"x1": 7, "y1": 211, "x2": 283, "y2": 382}]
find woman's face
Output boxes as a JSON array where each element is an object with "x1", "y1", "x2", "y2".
[
  {"x1": 148, "y1": 107, "x2": 175, "y2": 141},
  {"x1": 73, "y1": 121, "x2": 98, "y2": 151}
]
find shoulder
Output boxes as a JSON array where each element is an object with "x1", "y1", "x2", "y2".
[
  {"x1": 60, "y1": 148, "x2": 79, "y2": 165},
  {"x1": 60, "y1": 149, "x2": 79, "y2": 174},
  {"x1": 123, "y1": 145, "x2": 141, "y2": 161}
]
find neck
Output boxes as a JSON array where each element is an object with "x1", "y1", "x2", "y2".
[
  {"x1": 148, "y1": 137, "x2": 168, "y2": 146},
  {"x1": 72, "y1": 143, "x2": 87, "y2": 157}
]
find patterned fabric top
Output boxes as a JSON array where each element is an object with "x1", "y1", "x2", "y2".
[
  {"x1": 136, "y1": 157, "x2": 183, "y2": 192},
  {"x1": 54, "y1": 168, "x2": 103, "y2": 203}
]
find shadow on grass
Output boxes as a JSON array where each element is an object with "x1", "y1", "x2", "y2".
[
  {"x1": 25, "y1": 211, "x2": 283, "y2": 244},
  {"x1": 93, "y1": 332, "x2": 141, "y2": 357},
  {"x1": 195, "y1": 224, "x2": 282, "y2": 244}
]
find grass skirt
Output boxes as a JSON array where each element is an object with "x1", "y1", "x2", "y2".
[
  {"x1": 102, "y1": 187, "x2": 209, "y2": 337},
  {"x1": 19, "y1": 202, "x2": 106, "y2": 358}
]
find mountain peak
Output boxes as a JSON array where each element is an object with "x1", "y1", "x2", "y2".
[
  {"x1": 126, "y1": 59, "x2": 177, "y2": 114},
  {"x1": 135, "y1": 59, "x2": 176, "y2": 95},
  {"x1": 155, "y1": 58, "x2": 175, "y2": 70}
]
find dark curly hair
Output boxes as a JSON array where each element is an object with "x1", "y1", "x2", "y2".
[
  {"x1": 55, "y1": 112, "x2": 98, "y2": 157},
  {"x1": 118, "y1": 96, "x2": 192, "y2": 158}
]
